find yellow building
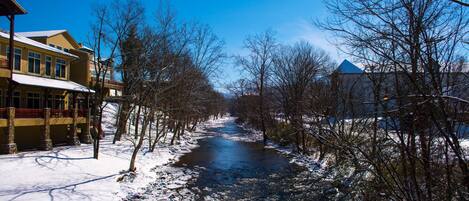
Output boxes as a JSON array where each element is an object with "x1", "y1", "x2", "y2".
[
  {"x1": 0, "y1": 31, "x2": 94, "y2": 154},
  {"x1": 17, "y1": 30, "x2": 123, "y2": 97}
]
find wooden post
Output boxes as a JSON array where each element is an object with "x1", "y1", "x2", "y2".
[
  {"x1": 43, "y1": 88, "x2": 49, "y2": 108},
  {"x1": 7, "y1": 14, "x2": 14, "y2": 107},
  {"x1": 1, "y1": 107, "x2": 16, "y2": 154},
  {"x1": 81, "y1": 93, "x2": 92, "y2": 143},
  {"x1": 40, "y1": 108, "x2": 52, "y2": 150},
  {"x1": 68, "y1": 92, "x2": 79, "y2": 145}
]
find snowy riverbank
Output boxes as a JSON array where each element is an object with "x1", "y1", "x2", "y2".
[
  {"x1": 228, "y1": 120, "x2": 324, "y2": 172},
  {"x1": 0, "y1": 103, "x2": 232, "y2": 201}
]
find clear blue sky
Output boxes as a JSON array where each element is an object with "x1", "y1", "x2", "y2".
[{"x1": 2, "y1": 0, "x2": 343, "y2": 91}]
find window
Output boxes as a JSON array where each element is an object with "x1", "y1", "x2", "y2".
[
  {"x1": 90, "y1": 67, "x2": 97, "y2": 78},
  {"x1": 27, "y1": 93, "x2": 41, "y2": 109},
  {"x1": 46, "y1": 95, "x2": 53, "y2": 108},
  {"x1": 55, "y1": 59, "x2": 66, "y2": 78},
  {"x1": 49, "y1": 44, "x2": 55, "y2": 48},
  {"x1": 64, "y1": 48, "x2": 69, "y2": 52},
  {"x1": 7, "y1": 47, "x2": 21, "y2": 70},
  {"x1": 56, "y1": 46, "x2": 63, "y2": 50},
  {"x1": 55, "y1": 95, "x2": 65, "y2": 109},
  {"x1": 12, "y1": 91, "x2": 20, "y2": 108},
  {"x1": 45, "y1": 56, "x2": 52, "y2": 76},
  {"x1": 28, "y1": 52, "x2": 41, "y2": 74}
]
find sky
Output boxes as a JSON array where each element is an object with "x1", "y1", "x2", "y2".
[{"x1": 1, "y1": 0, "x2": 344, "y2": 91}]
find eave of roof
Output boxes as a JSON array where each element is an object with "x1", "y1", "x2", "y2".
[
  {"x1": 17, "y1": 30, "x2": 81, "y2": 49},
  {"x1": 13, "y1": 73, "x2": 95, "y2": 93},
  {"x1": 16, "y1": 30, "x2": 67, "y2": 38},
  {"x1": 0, "y1": 0, "x2": 27, "y2": 16},
  {"x1": 0, "y1": 31, "x2": 79, "y2": 59}
]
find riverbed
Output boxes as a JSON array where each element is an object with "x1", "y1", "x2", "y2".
[{"x1": 133, "y1": 119, "x2": 326, "y2": 200}]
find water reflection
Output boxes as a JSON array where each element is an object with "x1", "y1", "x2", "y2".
[{"x1": 174, "y1": 121, "x2": 314, "y2": 200}]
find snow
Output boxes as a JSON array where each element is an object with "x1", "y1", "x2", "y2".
[
  {"x1": 0, "y1": 31, "x2": 78, "y2": 58},
  {"x1": 0, "y1": 103, "x2": 227, "y2": 201},
  {"x1": 17, "y1": 30, "x2": 67, "y2": 38},
  {"x1": 13, "y1": 73, "x2": 95, "y2": 93},
  {"x1": 79, "y1": 45, "x2": 94, "y2": 53}
]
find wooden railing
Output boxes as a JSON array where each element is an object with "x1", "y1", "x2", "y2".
[
  {"x1": 0, "y1": 58, "x2": 8, "y2": 69},
  {"x1": 0, "y1": 108, "x2": 89, "y2": 119},
  {"x1": 0, "y1": 108, "x2": 7, "y2": 118},
  {"x1": 91, "y1": 77, "x2": 123, "y2": 87},
  {"x1": 15, "y1": 108, "x2": 43, "y2": 118},
  {"x1": 78, "y1": 109, "x2": 88, "y2": 117},
  {"x1": 50, "y1": 109, "x2": 72, "y2": 118}
]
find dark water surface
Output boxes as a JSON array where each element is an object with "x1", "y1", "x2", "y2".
[{"x1": 173, "y1": 121, "x2": 317, "y2": 200}]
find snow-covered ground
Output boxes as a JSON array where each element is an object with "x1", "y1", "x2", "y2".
[{"x1": 0, "y1": 103, "x2": 231, "y2": 201}]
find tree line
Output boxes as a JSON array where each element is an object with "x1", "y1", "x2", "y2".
[
  {"x1": 230, "y1": 0, "x2": 468, "y2": 200},
  {"x1": 87, "y1": 0, "x2": 227, "y2": 172}
]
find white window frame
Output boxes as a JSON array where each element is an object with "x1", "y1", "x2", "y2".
[
  {"x1": 45, "y1": 56, "x2": 52, "y2": 76},
  {"x1": 6, "y1": 46, "x2": 22, "y2": 71},
  {"x1": 55, "y1": 58, "x2": 66, "y2": 79},
  {"x1": 28, "y1": 51, "x2": 41, "y2": 74}
]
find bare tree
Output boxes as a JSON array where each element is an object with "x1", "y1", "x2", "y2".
[
  {"x1": 236, "y1": 30, "x2": 278, "y2": 145},
  {"x1": 271, "y1": 42, "x2": 335, "y2": 153},
  {"x1": 88, "y1": 0, "x2": 144, "y2": 159},
  {"x1": 315, "y1": 0, "x2": 469, "y2": 199}
]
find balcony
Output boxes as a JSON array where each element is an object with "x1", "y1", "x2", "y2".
[
  {"x1": 0, "y1": 107, "x2": 88, "y2": 127},
  {"x1": 91, "y1": 77, "x2": 123, "y2": 90}
]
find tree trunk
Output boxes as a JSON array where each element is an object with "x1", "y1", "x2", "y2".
[
  {"x1": 129, "y1": 116, "x2": 149, "y2": 172},
  {"x1": 134, "y1": 105, "x2": 141, "y2": 139},
  {"x1": 114, "y1": 101, "x2": 130, "y2": 143}
]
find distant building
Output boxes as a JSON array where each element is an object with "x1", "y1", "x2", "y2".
[
  {"x1": 332, "y1": 59, "x2": 374, "y2": 117},
  {"x1": 332, "y1": 59, "x2": 468, "y2": 122}
]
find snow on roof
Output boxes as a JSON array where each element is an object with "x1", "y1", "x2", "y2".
[
  {"x1": 0, "y1": 32, "x2": 79, "y2": 58},
  {"x1": 13, "y1": 73, "x2": 95, "y2": 93},
  {"x1": 16, "y1": 30, "x2": 66, "y2": 38},
  {"x1": 79, "y1": 45, "x2": 94, "y2": 52},
  {"x1": 337, "y1": 59, "x2": 364, "y2": 74},
  {"x1": 0, "y1": 31, "x2": 78, "y2": 58}
]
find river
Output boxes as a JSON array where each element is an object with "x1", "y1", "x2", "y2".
[{"x1": 169, "y1": 120, "x2": 323, "y2": 200}]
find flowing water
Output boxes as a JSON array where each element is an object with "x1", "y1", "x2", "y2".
[{"x1": 170, "y1": 121, "x2": 323, "y2": 200}]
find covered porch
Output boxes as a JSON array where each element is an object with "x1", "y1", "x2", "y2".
[{"x1": 0, "y1": 73, "x2": 95, "y2": 153}]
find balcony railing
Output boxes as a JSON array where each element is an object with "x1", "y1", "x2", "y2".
[
  {"x1": 0, "y1": 108, "x2": 89, "y2": 119},
  {"x1": 91, "y1": 77, "x2": 123, "y2": 87},
  {"x1": 0, "y1": 108, "x2": 7, "y2": 118},
  {"x1": 51, "y1": 109, "x2": 72, "y2": 118},
  {"x1": 0, "y1": 58, "x2": 8, "y2": 69},
  {"x1": 15, "y1": 108, "x2": 44, "y2": 118},
  {"x1": 78, "y1": 109, "x2": 88, "y2": 117}
]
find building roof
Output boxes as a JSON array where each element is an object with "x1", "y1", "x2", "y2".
[
  {"x1": 337, "y1": 59, "x2": 364, "y2": 74},
  {"x1": 13, "y1": 73, "x2": 95, "y2": 93},
  {"x1": 17, "y1": 30, "x2": 81, "y2": 49},
  {"x1": 16, "y1": 30, "x2": 67, "y2": 38},
  {"x1": 0, "y1": 31, "x2": 78, "y2": 58},
  {"x1": 0, "y1": 0, "x2": 27, "y2": 16},
  {"x1": 79, "y1": 45, "x2": 94, "y2": 53}
]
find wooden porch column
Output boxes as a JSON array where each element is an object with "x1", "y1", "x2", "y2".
[
  {"x1": 1, "y1": 107, "x2": 16, "y2": 154},
  {"x1": 40, "y1": 108, "x2": 52, "y2": 150},
  {"x1": 68, "y1": 92, "x2": 80, "y2": 145},
  {"x1": 81, "y1": 93, "x2": 92, "y2": 143},
  {"x1": 43, "y1": 88, "x2": 49, "y2": 108},
  {"x1": 7, "y1": 14, "x2": 14, "y2": 108}
]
